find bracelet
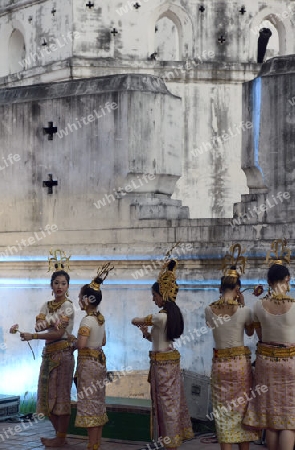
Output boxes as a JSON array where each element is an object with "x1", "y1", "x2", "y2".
[{"x1": 32, "y1": 333, "x2": 38, "y2": 339}]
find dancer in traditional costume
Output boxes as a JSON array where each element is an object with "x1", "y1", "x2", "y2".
[
  {"x1": 243, "y1": 239, "x2": 295, "y2": 450},
  {"x1": 75, "y1": 263, "x2": 113, "y2": 450},
  {"x1": 131, "y1": 257, "x2": 194, "y2": 450},
  {"x1": 205, "y1": 244, "x2": 259, "y2": 450},
  {"x1": 20, "y1": 249, "x2": 75, "y2": 447}
]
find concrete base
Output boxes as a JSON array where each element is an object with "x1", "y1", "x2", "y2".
[{"x1": 0, "y1": 394, "x2": 20, "y2": 421}]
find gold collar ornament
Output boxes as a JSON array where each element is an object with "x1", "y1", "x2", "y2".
[
  {"x1": 210, "y1": 297, "x2": 241, "y2": 308},
  {"x1": 268, "y1": 293, "x2": 295, "y2": 304},
  {"x1": 48, "y1": 298, "x2": 67, "y2": 312},
  {"x1": 87, "y1": 311, "x2": 105, "y2": 325}
]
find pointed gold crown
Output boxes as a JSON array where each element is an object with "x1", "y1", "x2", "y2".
[
  {"x1": 266, "y1": 238, "x2": 291, "y2": 267},
  {"x1": 89, "y1": 262, "x2": 114, "y2": 291},
  {"x1": 48, "y1": 249, "x2": 71, "y2": 272},
  {"x1": 157, "y1": 243, "x2": 180, "y2": 302},
  {"x1": 221, "y1": 243, "x2": 246, "y2": 278}
]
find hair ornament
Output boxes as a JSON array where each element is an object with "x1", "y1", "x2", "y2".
[
  {"x1": 164, "y1": 241, "x2": 181, "y2": 261},
  {"x1": 89, "y1": 262, "x2": 114, "y2": 291},
  {"x1": 157, "y1": 243, "x2": 180, "y2": 302},
  {"x1": 266, "y1": 238, "x2": 291, "y2": 267},
  {"x1": 48, "y1": 249, "x2": 71, "y2": 272},
  {"x1": 221, "y1": 243, "x2": 247, "y2": 278}
]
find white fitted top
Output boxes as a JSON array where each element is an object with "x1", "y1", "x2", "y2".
[
  {"x1": 205, "y1": 306, "x2": 253, "y2": 349},
  {"x1": 78, "y1": 315, "x2": 105, "y2": 348},
  {"x1": 254, "y1": 300, "x2": 295, "y2": 344},
  {"x1": 39, "y1": 299, "x2": 74, "y2": 339},
  {"x1": 151, "y1": 313, "x2": 174, "y2": 352}
]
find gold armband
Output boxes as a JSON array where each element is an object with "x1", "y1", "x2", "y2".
[
  {"x1": 78, "y1": 326, "x2": 90, "y2": 337},
  {"x1": 143, "y1": 314, "x2": 153, "y2": 326},
  {"x1": 36, "y1": 313, "x2": 46, "y2": 321},
  {"x1": 253, "y1": 321, "x2": 261, "y2": 329},
  {"x1": 32, "y1": 334, "x2": 38, "y2": 339}
]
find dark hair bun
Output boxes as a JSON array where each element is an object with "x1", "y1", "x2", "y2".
[
  {"x1": 93, "y1": 276, "x2": 103, "y2": 285},
  {"x1": 267, "y1": 264, "x2": 290, "y2": 284},
  {"x1": 167, "y1": 260, "x2": 177, "y2": 271}
]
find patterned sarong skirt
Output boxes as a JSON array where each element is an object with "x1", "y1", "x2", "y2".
[
  {"x1": 37, "y1": 340, "x2": 74, "y2": 416},
  {"x1": 75, "y1": 348, "x2": 108, "y2": 428},
  {"x1": 243, "y1": 342, "x2": 295, "y2": 430},
  {"x1": 149, "y1": 349, "x2": 194, "y2": 448},
  {"x1": 211, "y1": 346, "x2": 259, "y2": 443}
]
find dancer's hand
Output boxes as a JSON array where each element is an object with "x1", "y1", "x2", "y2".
[
  {"x1": 139, "y1": 325, "x2": 148, "y2": 337},
  {"x1": 54, "y1": 315, "x2": 69, "y2": 330},
  {"x1": 139, "y1": 325, "x2": 151, "y2": 340},
  {"x1": 131, "y1": 318, "x2": 140, "y2": 326},
  {"x1": 20, "y1": 332, "x2": 33, "y2": 341}
]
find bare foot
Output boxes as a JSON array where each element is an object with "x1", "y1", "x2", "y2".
[{"x1": 40, "y1": 436, "x2": 67, "y2": 447}]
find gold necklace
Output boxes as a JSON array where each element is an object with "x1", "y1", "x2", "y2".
[
  {"x1": 47, "y1": 298, "x2": 67, "y2": 313},
  {"x1": 269, "y1": 293, "x2": 295, "y2": 304},
  {"x1": 210, "y1": 297, "x2": 241, "y2": 308},
  {"x1": 87, "y1": 311, "x2": 105, "y2": 325},
  {"x1": 87, "y1": 311, "x2": 100, "y2": 320}
]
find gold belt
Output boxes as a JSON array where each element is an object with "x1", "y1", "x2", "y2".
[
  {"x1": 257, "y1": 343, "x2": 295, "y2": 358},
  {"x1": 149, "y1": 349, "x2": 180, "y2": 362},
  {"x1": 44, "y1": 340, "x2": 70, "y2": 354},
  {"x1": 213, "y1": 346, "x2": 251, "y2": 359},
  {"x1": 78, "y1": 348, "x2": 106, "y2": 365}
]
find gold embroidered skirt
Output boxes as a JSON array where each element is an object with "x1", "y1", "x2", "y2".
[
  {"x1": 75, "y1": 349, "x2": 108, "y2": 428},
  {"x1": 211, "y1": 346, "x2": 259, "y2": 443},
  {"x1": 37, "y1": 341, "x2": 74, "y2": 416},
  {"x1": 243, "y1": 342, "x2": 295, "y2": 430},
  {"x1": 149, "y1": 350, "x2": 194, "y2": 448}
]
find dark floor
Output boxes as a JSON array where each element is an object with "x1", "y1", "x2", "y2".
[{"x1": 0, "y1": 418, "x2": 266, "y2": 450}]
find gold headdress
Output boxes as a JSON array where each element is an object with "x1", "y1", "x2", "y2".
[
  {"x1": 266, "y1": 239, "x2": 291, "y2": 267},
  {"x1": 163, "y1": 242, "x2": 180, "y2": 261},
  {"x1": 89, "y1": 262, "x2": 114, "y2": 291},
  {"x1": 157, "y1": 243, "x2": 180, "y2": 302},
  {"x1": 221, "y1": 243, "x2": 247, "y2": 279},
  {"x1": 48, "y1": 249, "x2": 71, "y2": 272}
]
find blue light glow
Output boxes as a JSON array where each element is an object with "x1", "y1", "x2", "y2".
[
  {"x1": 0, "y1": 278, "x2": 270, "y2": 288},
  {"x1": 252, "y1": 77, "x2": 264, "y2": 180}
]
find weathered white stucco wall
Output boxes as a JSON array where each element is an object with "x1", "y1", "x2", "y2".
[
  {"x1": 1, "y1": 0, "x2": 294, "y2": 218},
  {"x1": 0, "y1": 0, "x2": 295, "y2": 401}
]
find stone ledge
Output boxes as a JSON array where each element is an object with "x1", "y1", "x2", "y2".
[
  {"x1": 259, "y1": 55, "x2": 295, "y2": 77},
  {"x1": 0, "y1": 73, "x2": 177, "y2": 105}
]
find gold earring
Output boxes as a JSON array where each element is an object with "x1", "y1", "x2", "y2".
[
  {"x1": 52, "y1": 290, "x2": 54, "y2": 296},
  {"x1": 287, "y1": 283, "x2": 290, "y2": 293},
  {"x1": 66, "y1": 291, "x2": 69, "y2": 298}
]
